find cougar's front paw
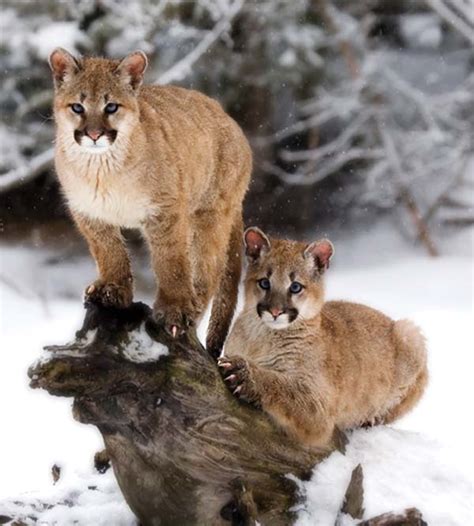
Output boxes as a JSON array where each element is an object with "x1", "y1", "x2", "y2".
[
  {"x1": 85, "y1": 279, "x2": 133, "y2": 309},
  {"x1": 218, "y1": 356, "x2": 260, "y2": 405},
  {"x1": 153, "y1": 300, "x2": 196, "y2": 338}
]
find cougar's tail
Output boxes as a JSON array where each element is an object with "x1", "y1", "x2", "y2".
[
  {"x1": 382, "y1": 319, "x2": 428, "y2": 424},
  {"x1": 206, "y1": 215, "x2": 243, "y2": 360},
  {"x1": 393, "y1": 319, "x2": 428, "y2": 386}
]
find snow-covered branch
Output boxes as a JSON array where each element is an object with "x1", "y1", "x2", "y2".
[
  {"x1": 263, "y1": 148, "x2": 383, "y2": 186},
  {"x1": 253, "y1": 107, "x2": 350, "y2": 147},
  {"x1": 425, "y1": 0, "x2": 474, "y2": 44},
  {"x1": 280, "y1": 111, "x2": 373, "y2": 163},
  {"x1": 0, "y1": 148, "x2": 55, "y2": 194},
  {"x1": 0, "y1": 0, "x2": 471, "y2": 237},
  {"x1": 379, "y1": 66, "x2": 441, "y2": 134},
  {"x1": 156, "y1": 0, "x2": 243, "y2": 85}
]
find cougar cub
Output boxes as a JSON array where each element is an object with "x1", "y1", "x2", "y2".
[
  {"x1": 49, "y1": 48, "x2": 251, "y2": 355},
  {"x1": 219, "y1": 228, "x2": 428, "y2": 448}
]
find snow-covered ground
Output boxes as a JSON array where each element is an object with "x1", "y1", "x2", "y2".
[{"x1": 0, "y1": 226, "x2": 473, "y2": 524}]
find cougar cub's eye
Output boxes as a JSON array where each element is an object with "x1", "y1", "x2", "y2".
[
  {"x1": 289, "y1": 282, "x2": 303, "y2": 294},
  {"x1": 71, "y1": 103, "x2": 85, "y2": 114},
  {"x1": 104, "y1": 103, "x2": 119, "y2": 114},
  {"x1": 258, "y1": 278, "x2": 271, "y2": 290}
]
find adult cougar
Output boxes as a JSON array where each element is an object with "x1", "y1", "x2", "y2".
[{"x1": 49, "y1": 48, "x2": 251, "y2": 356}]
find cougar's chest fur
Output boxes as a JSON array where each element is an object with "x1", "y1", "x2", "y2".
[{"x1": 60, "y1": 152, "x2": 155, "y2": 228}]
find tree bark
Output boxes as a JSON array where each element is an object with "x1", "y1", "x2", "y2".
[{"x1": 28, "y1": 302, "x2": 327, "y2": 526}]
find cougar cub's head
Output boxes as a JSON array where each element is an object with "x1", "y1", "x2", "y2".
[
  {"x1": 49, "y1": 48, "x2": 148, "y2": 154},
  {"x1": 243, "y1": 227, "x2": 334, "y2": 330}
]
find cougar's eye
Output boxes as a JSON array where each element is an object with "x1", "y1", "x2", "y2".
[
  {"x1": 71, "y1": 103, "x2": 85, "y2": 114},
  {"x1": 258, "y1": 278, "x2": 271, "y2": 290},
  {"x1": 104, "y1": 103, "x2": 119, "y2": 114},
  {"x1": 289, "y1": 281, "x2": 303, "y2": 294}
]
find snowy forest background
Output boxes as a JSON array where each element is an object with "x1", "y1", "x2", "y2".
[
  {"x1": 1, "y1": 0, "x2": 473, "y2": 241},
  {"x1": 0, "y1": 1, "x2": 473, "y2": 525}
]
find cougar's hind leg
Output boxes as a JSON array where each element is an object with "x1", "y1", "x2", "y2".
[{"x1": 190, "y1": 208, "x2": 229, "y2": 321}]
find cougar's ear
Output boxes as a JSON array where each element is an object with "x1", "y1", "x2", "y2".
[
  {"x1": 49, "y1": 48, "x2": 81, "y2": 88},
  {"x1": 244, "y1": 227, "x2": 271, "y2": 262},
  {"x1": 304, "y1": 238, "x2": 334, "y2": 273},
  {"x1": 115, "y1": 51, "x2": 148, "y2": 90}
]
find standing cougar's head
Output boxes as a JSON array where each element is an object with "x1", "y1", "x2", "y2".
[
  {"x1": 243, "y1": 227, "x2": 334, "y2": 330},
  {"x1": 49, "y1": 48, "x2": 148, "y2": 154}
]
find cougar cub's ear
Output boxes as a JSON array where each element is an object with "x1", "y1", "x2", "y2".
[
  {"x1": 244, "y1": 227, "x2": 271, "y2": 262},
  {"x1": 304, "y1": 239, "x2": 334, "y2": 272},
  {"x1": 115, "y1": 51, "x2": 148, "y2": 90},
  {"x1": 49, "y1": 48, "x2": 81, "y2": 88}
]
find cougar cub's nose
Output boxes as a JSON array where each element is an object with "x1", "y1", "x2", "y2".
[
  {"x1": 86, "y1": 129, "x2": 103, "y2": 141},
  {"x1": 270, "y1": 307, "x2": 283, "y2": 318}
]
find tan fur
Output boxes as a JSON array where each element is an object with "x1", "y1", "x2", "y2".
[
  {"x1": 222, "y1": 232, "x2": 428, "y2": 448},
  {"x1": 49, "y1": 49, "x2": 251, "y2": 351}
]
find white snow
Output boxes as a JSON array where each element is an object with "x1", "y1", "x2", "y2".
[
  {"x1": 296, "y1": 427, "x2": 473, "y2": 526},
  {"x1": 0, "y1": 226, "x2": 473, "y2": 524},
  {"x1": 400, "y1": 14, "x2": 442, "y2": 49},
  {"x1": 29, "y1": 22, "x2": 87, "y2": 60},
  {"x1": 0, "y1": 280, "x2": 103, "y2": 501},
  {"x1": 122, "y1": 325, "x2": 168, "y2": 363},
  {"x1": 0, "y1": 469, "x2": 135, "y2": 526}
]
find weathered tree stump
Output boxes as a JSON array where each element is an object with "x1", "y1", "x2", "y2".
[{"x1": 28, "y1": 302, "x2": 328, "y2": 525}]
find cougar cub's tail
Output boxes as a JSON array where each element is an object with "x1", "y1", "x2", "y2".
[
  {"x1": 393, "y1": 319, "x2": 427, "y2": 386},
  {"x1": 206, "y1": 216, "x2": 243, "y2": 360},
  {"x1": 383, "y1": 319, "x2": 428, "y2": 423}
]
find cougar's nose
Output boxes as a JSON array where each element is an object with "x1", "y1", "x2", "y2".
[
  {"x1": 270, "y1": 307, "x2": 283, "y2": 319},
  {"x1": 86, "y1": 129, "x2": 104, "y2": 141}
]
